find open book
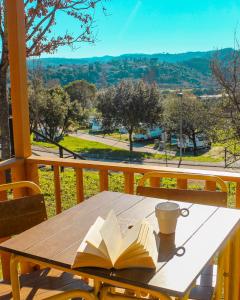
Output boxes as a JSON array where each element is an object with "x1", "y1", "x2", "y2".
[{"x1": 72, "y1": 210, "x2": 157, "y2": 270}]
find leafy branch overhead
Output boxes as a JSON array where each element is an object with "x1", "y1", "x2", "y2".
[{"x1": 0, "y1": 0, "x2": 107, "y2": 160}]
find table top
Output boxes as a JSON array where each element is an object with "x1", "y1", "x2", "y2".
[{"x1": 1, "y1": 191, "x2": 240, "y2": 297}]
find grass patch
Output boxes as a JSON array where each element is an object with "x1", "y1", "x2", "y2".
[
  {"x1": 39, "y1": 168, "x2": 236, "y2": 217},
  {"x1": 32, "y1": 135, "x2": 224, "y2": 163}
]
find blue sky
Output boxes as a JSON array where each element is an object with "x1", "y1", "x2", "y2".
[{"x1": 46, "y1": 0, "x2": 240, "y2": 58}]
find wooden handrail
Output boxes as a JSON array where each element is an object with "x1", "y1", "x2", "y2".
[
  {"x1": 0, "y1": 158, "x2": 24, "y2": 172},
  {"x1": 26, "y1": 155, "x2": 240, "y2": 183}
]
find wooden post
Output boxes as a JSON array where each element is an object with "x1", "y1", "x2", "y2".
[
  {"x1": 124, "y1": 172, "x2": 134, "y2": 194},
  {"x1": 99, "y1": 170, "x2": 108, "y2": 192},
  {"x1": 4, "y1": 0, "x2": 33, "y2": 278},
  {"x1": 150, "y1": 177, "x2": 161, "y2": 188},
  {"x1": 177, "y1": 179, "x2": 187, "y2": 189},
  {"x1": 205, "y1": 181, "x2": 217, "y2": 192},
  {"x1": 53, "y1": 166, "x2": 62, "y2": 214},
  {"x1": 236, "y1": 182, "x2": 240, "y2": 209},
  {"x1": 76, "y1": 168, "x2": 84, "y2": 203},
  {"x1": 6, "y1": 0, "x2": 32, "y2": 159}
]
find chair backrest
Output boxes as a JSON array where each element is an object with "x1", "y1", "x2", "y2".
[
  {"x1": 0, "y1": 181, "x2": 47, "y2": 238},
  {"x1": 136, "y1": 171, "x2": 228, "y2": 207}
]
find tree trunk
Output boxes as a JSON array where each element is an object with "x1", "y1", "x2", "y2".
[
  {"x1": 0, "y1": 10, "x2": 11, "y2": 161},
  {"x1": 0, "y1": 62, "x2": 10, "y2": 161},
  {"x1": 129, "y1": 130, "x2": 133, "y2": 153},
  {"x1": 192, "y1": 133, "x2": 197, "y2": 156}
]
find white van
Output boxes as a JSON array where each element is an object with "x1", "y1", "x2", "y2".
[{"x1": 177, "y1": 135, "x2": 210, "y2": 150}]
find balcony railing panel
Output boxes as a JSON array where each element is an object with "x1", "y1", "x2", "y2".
[
  {"x1": 26, "y1": 155, "x2": 240, "y2": 209},
  {"x1": 1, "y1": 155, "x2": 240, "y2": 280}
]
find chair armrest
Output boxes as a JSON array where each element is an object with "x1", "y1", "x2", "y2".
[{"x1": 0, "y1": 181, "x2": 41, "y2": 194}]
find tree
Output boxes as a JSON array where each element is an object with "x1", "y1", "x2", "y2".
[
  {"x1": 28, "y1": 74, "x2": 46, "y2": 132},
  {"x1": 163, "y1": 95, "x2": 212, "y2": 155},
  {"x1": 65, "y1": 80, "x2": 96, "y2": 111},
  {"x1": 0, "y1": 0, "x2": 106, "y2": 160},
  {"x1": 97, "y1": 80, "x2": 162, "y2": 152},
  {"x1": 211, "y1": 48, "x2": 240, "y2": 139},
  {"x1": 34, "y1": 86, "x2": 78, "y2": 142}
]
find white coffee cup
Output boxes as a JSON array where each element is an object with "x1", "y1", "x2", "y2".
[{"x1": 155, "y1": 202, "x2": 189, "y2": 234}]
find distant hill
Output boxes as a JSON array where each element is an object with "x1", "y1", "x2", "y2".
[{"x1": 28, "y1": 48, "x2": 234, "y2": 89}]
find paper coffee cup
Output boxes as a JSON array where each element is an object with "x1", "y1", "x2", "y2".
[{"x1": 155, "y1": 202, "x2": 189, "y2": 234}]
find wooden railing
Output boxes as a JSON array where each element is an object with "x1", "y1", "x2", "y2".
[
  {"x1": 1, "y1": 154, "x2": 240, "y2": 280},
  {"x1": 25, "y1": 155, "x2": 240, "y2": 213}
]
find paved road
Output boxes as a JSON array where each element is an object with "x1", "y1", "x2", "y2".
[
  {"x1": 31, "y1": 144, "x2": 240, "y2": 173},
  {"x1": 72, "y1": 132, "x2": 163, "y2": 154}
]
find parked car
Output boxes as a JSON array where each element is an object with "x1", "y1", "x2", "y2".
[
  {"x1": 91, "y1": 120, "x2": 102, "y2": 133},
  {"x1": 119, "y1": 126, "x2": 128, "y2": 134},
  {"x1": 133, "y1": 127, "x2": 162, "y2": 141},
  {"x1": 177, "y1": 135, "x2": 210, "y2": 150}
]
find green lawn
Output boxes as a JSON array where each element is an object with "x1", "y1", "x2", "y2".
[
  {"x1": 40, "y1": 168, "x2": 236, "y2": 218},
  {"x1": 32, "y1": 135, "x2": 224, "y2": 163}
]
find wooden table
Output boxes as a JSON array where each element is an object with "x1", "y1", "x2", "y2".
[{"x1": 1, "y1": 191, "x2": 240, "y2": 300}]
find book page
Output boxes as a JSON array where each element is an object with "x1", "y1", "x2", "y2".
[
  {"x1": 100, "y1": 210, "x2": 123, "y2": 264},
  {"x1": 84, "y1": 216, "x2": 109, "y2": 258}
]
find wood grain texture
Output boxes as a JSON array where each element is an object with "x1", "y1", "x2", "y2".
[
  {"x1": 99, "y1": 170, "x2": 108, "y2": 192},
  {"x1": 0, "y1": 192, "x2": 239, "y2": 298},
  {"x1": 136, "y1": 187, "x2": 227, "y2": 207},
  {"x1": 0, "y1": 195, "x2": 47, "y2": 238},
  {"x1": 75, "y1": 168, "x2": 84, "y2": 203},
  {"x1": 124, "y1": 172, "x2": 134, "y2": 194},
  {"x1": 53, "y1": 166, "x2": 62, "y2": 214}
]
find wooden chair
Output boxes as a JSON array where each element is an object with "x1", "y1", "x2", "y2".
[
  {"x1": 0, "y1": 181, "x2": 97, "y2": 300},
  {"x1": 136, "y1": 171, "x2": 228, "y2": 207},
  {"x1": 136, "y1": 171, "x2": 228, "y2": 300}
]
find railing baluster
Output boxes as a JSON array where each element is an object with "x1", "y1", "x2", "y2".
[
  {"x1": 124, "y1": 172, "x2": 134, "y2": 194},
  {"x1": 205, "y1": 181, "x2": 217, "y2": 191},
  {"x1": 0, "y1": 171, "x2": 10, "y2": 280},
  {"x1": 0, "y1": 237, "x2": 11, "y2": 280},
  {"x1": 150, "y1": 177, "x2": 161, "y2": 188},
  {"x1": 75, "y1": 168, "x2": 84, "y2": 203},
  {"x1": 236, "y1": 182, "x2": 240, "y2": 209},
  {"x1": 53, "y1": 166, "x2": 62, "y2": 214},
  {"x1": 99, "y1": 170, "x2": 109, "y2": 192},
  {"x1": 0, "y1": 170, "x2": 7, "y2": 201},
  {"x1": 177, "y1": 179, "x2": 187, "y2": 189}
]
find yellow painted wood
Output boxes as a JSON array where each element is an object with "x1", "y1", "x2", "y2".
[
  {"x1": 10, "y1": 254, "x2": 21, "y2": 300},
  {"x1": 6, "y1": 0, "x2": 31, "y2": 158},
  {"x1": 53, "y1": 166, "x2": 62, "y2": 214},
  {"x1": 12, "y1": 255, "x2": 173, "y2": 300},
  {"x1": 177, "y1": 179, "x2": 188, "y2": 189},
  {"x1": 0, "y1": 181, "x2": 41, "y2": 195},
  {"x1": 205, "y1": 180, "x2": 217, "y2": 191},
  {"x1": 26, "y1": 155, "x2": 240, "y2": 183},
  {"x1": 0, "y1": 237, "x2": 10, "y2": 281},
  {"x1": 0, "y1": 171, "x2": 7, "y2": 201},
  {"x1": 138, "y1": 171, "x2": 227, "y2": 192},
  {"x1": 224, "y1": 240, "x2": 230, "y2": 300},
  {"x1": 26, "y1": 163, "x2": 40, "y2": 188},
  {"x1": 124, "y1": 172, "x2": 134, "y2": 194},
  {"x1": 228, "y1": 228, "x2": 240, "y2": 300},
  {"x1": 150, "y1": 176, "x2": 161, "y2": 188},
  {"x1": 75, "y1": 168, "x2": 84, "y2": 203},
  {"x1": 99, "y1": 170, "x2": 109, "y2": 192},
  {"x1": 235, "y1": 182, "x2": 240, "y2": 209},
  {"x1": 215, "y1": 247, "x2": 225, "y2": 300}
]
